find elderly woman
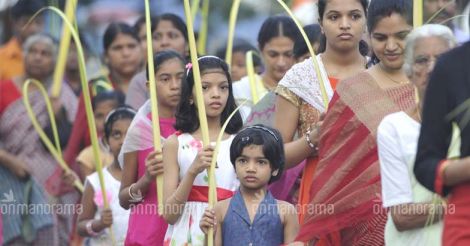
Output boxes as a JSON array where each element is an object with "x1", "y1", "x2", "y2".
[
  {"x1": 0, "y1": 33, "x2": 79, "y2": 245},
  {"x1": 414, "y1": 19, "x2": 470, "y2": 246},
  {"x1": 377, "y1": 24, "x2": 456, "y2": 245}
]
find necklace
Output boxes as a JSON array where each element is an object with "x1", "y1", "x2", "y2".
[{"x1": 378, "y1": 64, "x2": 409, "y2": 85}]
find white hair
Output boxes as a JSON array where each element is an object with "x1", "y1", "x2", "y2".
[
  {"x1": 403, "y1": 24, "x2": 456, "y2": 76},
  {"x1": 22, "y1": 33, "x2": 58, "y2": 61}
]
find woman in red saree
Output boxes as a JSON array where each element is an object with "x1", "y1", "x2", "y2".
[
  {"x1": 0, "y1": 33, "x2": 79, "y2": 245},
  {"x1": 295, "y1": 0, "x2": 415, "y2": 245},
  {"x1": 275, "y1": 0, "x2": 369, "y2": 223}
]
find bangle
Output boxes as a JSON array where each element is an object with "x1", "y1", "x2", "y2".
[
  {"x1": 305, "y1": 129, "x2": 319, "y2": 152},
  {"x1": 86, "y1": 220, "x2": 100, "y2": 237},
  {"x1": 435, "y1": 160, "x2": 451, "y2": 195},
  {"x1": 129, "y1": 183, "x2": 143, "y2": 202},
  {"x1": 439, "y1": 160, "x2": 452, "y2": 184}
]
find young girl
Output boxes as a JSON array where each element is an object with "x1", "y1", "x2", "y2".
[
  {"x1": 76, "y1": 91, "x2": 125, "y2": 179},
  {"x1": 126, "y1": 13, "x2": 189, "y2": 110},
  {"x1": 77, "y1": 107, "x2": 136, "y2": 245},
  {"x1": 200, "y1": 125, "x2": 299, "y2": 245},
  {"x1": 162, "y1": 56, "x2": 243, "y2": 245},
  {"x1": 119, "y1": 50, "x2": 186, "y2": 245}
]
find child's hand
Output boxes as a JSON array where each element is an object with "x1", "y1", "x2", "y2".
[
  {"x1": 189, "y1": 145, "x2": 214, "y2": 177},
  {"x1": 99, "y1": 208, "x2": 113, "y2": 228},
  {"x1": 62, "y1": 170, "x2": 79, "y2": 187},
  {"x1": 199, "y1": 208, "x2": 217, "y2": 234},
  {"x1": 144, "y1": 150, "x2": 164, "y2": 183},
  {"x1": 9, "y1": 159, "x2": 30, "y2": 179}
]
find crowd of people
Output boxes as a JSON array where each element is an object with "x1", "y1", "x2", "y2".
[{"x1": 0, "y1": 0, "x2": 469, "y2": 245}]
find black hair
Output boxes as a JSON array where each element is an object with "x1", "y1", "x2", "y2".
[
  {"x1": 146, "y1": 50, "x2": 186, "y2": 81},
  {"x1": 230, "y1": 125, "x2": 285, "y2": 183},
  {"x1": 175, "y1": 56, "x2": 243, "y2": 134},
  {"x1": 10, "y1": 0, "x2": 45, "y2": 20},
  {"x1": 103, "y1": 106, "x2": 136, "y2": 141},
  {"x1": 257, "y1": 15, "x2": 301, "y2": 51},
  {"x1": 317, "y1": 0, "x2": 369, "y2": 56},
  {"x1": 215, "y1": 40, "x2": 263, "y2": 68},
  {"x1": 103, "y1": 22, "x2": 140, "y2": 52},
  {"x1": 152, "y1": 13, "x2": 189, "y2": 43},
  {"x1": 318, "y1": 0, "x2": 368, "y2": 21},
  {"x1": 92, "y1": 90, "x2": 125, "y2": 110},
  {"x1": 367, "y1": 0, "x2": 413, "y2": 32},
  {"x1": 293, "y1": 24, "x2": 322, "y2": 59},
  {"x1": 367, "y1": 0, "x2": 413, "y2": 64}
]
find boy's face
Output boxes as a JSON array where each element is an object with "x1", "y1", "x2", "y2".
[
  {"x1": 234, "y1": 144, "x2": 278, "y2": 190},
  {"x1": 231, "y1": 52, "x2": 247, "y2": 82}
]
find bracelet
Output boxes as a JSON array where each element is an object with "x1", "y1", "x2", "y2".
[
  {"x1": 86, "y1": 220, "x2": 100, "y2": 237},
  {"x1": 305, "y1": 129, "x2": 319, "y2": 152},
  {"x1": 129, "y1": 183, "x2": 143, "y2": 202}
]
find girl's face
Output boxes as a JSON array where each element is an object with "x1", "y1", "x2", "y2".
[
  {"x1": 195, "y1": 69, "x2": 230, "y2": 119},
  {"x1": 409, "y1": 36, "x2": 450, "y2": 98},
  {"x1": 235, "y1": 144, "x2": 276, "y2": 190},
  {"x1": 94, "y1": 100, "x2": 117, "y2": 135},
  {"x1": 24, "y1": 41, "x2": 55, "y2": 80},
  {"x1": 370, "y1": 13, "x2": 412, "y2": 71},
  {"x1": 320, "y1": 0, "x2": 366, "y2": 53},
  {"x1": 153, "y1": 58, "x2": 185, "y2": 110},
  {"x1": 260, "y1": 36, "x2": 295, "y2": 83},
  {"x1": 106, "y1": 118, "x2": 132, "y2": 158},
  {"x1": 105, "y1": 33, "x2": 143, "y2": 78},
  {"x1": 231, "y1": 51, "x2": 247, "y2": 82},
  {"x1": 153, "y1": 20, "x2": 188, "y2": 57}
]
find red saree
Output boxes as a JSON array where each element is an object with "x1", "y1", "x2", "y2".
[{"x1": 296, "y1": 72, "x2": 415, "y2": 245}]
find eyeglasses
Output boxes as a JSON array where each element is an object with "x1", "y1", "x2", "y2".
[{"x1": 413, "y1": 55, "x2": 439, "y2": 68}]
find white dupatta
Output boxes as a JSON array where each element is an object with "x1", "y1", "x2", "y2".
[
  {"x1": 278, "y1": 55, "x2": 334, "y2": 113},
  {"x1": 118, "y1": 100, "x2": 164, "y2": 167}
]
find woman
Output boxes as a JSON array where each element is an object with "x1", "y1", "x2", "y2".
[
  {"x1": 233, "y1": 15, "x2": 300, "y2": 122},
  {"x1": 64, "y1": 22, "x2": 143, "y2": 171},
  {"x1": 125, "y1": 13, "x2": 189, "y2": 110},
  {"x1": 295, "y1": 0, "x2": 415, "y2": 244},
  {"x1": 414, "y1": 18, "x2": 470, "y2": 246},
  {"x1": 0, "y1": 33, "x2": 79, "y2": 245},
  {"x1": 275, "y1": 0, "x2": 368, "y2": 220},
  {"x1": 378, "y1": 24, "x2": 456, "y2": 246}
]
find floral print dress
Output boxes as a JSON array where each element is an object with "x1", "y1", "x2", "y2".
[{"x1": 164, "y1": 133, "x2": 239, "y2": 246}]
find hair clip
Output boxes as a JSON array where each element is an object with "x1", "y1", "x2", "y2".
[
  {"x1": 242, "y1": 125, "x2": 279, "y2": 141},
  {"x1": 185, "y1": 63, "x2": 192, "y2": 70},
  {"x1": 241, "y1": 136, "x2": 250, "y2": 142},
  {"x1": 104, "y1": 107, "x2": 137, "y2": 124}
]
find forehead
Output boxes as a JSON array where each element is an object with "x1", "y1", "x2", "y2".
[
  {"x1": 324, "y1": 0, "x2": 365, "y2": 14},
  {"x1": 158, "y1": 57, "x2": 184, "y2": 69},
  {"x1": 241, "y1": 144, "x2": 265, "y2": 156},
  {"x1": 111, "y1": 33, "x2": 138, "y2": 44},
  {"x1": 201, "y1": 69, "x2": 227, "y2": 82},
  {"x1": 262, "y1": 36, "x2": 294, "y2": 52},
  {"x1": 156, "y1": 20, "x2": 181, "y2": 33},
  {"x1": 111, "y1": 118, "x2": 132, "y2": 130},
  {"x1": 371, "y1": 13, "x2": 411, "y2": 34},
  {"x1": 28, "y1": 40, "x2": 53, "y2": 52}
]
